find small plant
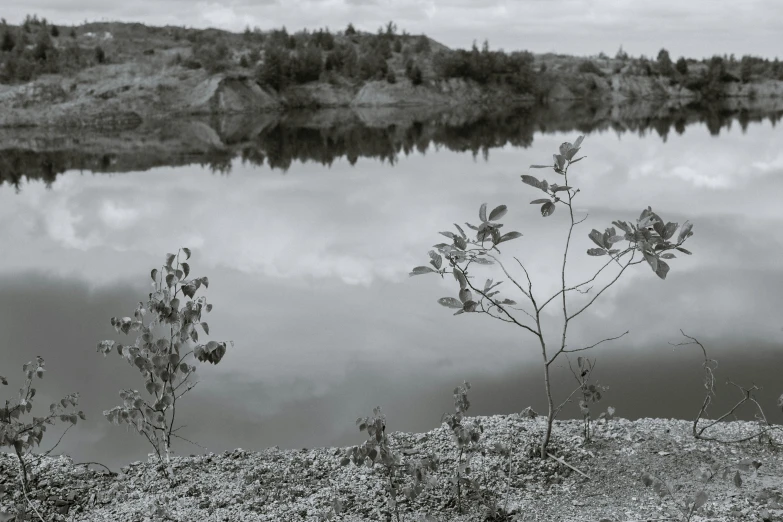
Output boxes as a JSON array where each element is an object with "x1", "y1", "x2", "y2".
[
  {"x1": 340, "y1": 407, "x2": 439, "y2": 521},
  {"x1": 411, "y1": 136, "x2": 695, "y2": 458},
  {"x1": 640, "y1": 459, "x2": 761, "y2": 522},
  {"x1": 567, "y1": 356, "x2": 611, "y2": 441},
  {"x1": 0, "y1": 357, "x2": 83, "y2": 509},
  {"x1": 672, "y1": 330, "x2": 782, "y2": 445},
  {"x1": 98, "y1": 249, "x2": 231, "y2": 473},
  {"x1": 441, "y1": 381, "x2": 485, "y2": 514}
]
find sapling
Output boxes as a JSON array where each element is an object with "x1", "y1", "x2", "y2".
[
  {"x1": 98, "y1": 248, "x2": 232, "y2": 473},
  {"x1": 441, "y1": 381, "x2": 484, "y2": 514},
  {"x1": 0, "y1": 357, "x2": 84, "y2": 490},
  {"x1": 566, "y1": 356, "x2": 610, "y2": 442},
  {"x1": 341, "y1": 407, "x2": 439, "y2": 522},
  {"x1": 411, "y1": 136, "x2": 695, "y2": 458}
]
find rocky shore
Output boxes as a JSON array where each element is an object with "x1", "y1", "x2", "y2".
[{"x1": 1, "y1": 415, "x2": 781, "y2": 522}]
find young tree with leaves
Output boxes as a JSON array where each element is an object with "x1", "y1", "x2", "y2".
[
  {"x1": 411, "y1": 137, "x2": 695, "y2": 458},
  {"x1": 98, "y1": 249, "x2": 231, "y2": 474}
]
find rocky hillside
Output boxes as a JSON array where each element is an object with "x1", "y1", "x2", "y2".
[{"x1": 1, "y1": 20, "x2": 782, "y2": 129}]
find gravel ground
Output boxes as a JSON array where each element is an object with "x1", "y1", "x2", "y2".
[{"x1": 1, "y1": 415, "x2": 782, "y2": 522}]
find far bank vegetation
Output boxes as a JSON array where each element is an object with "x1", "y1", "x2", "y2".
[{"x1": 1, "y1": 15, "x2": 782, "y2": 102}]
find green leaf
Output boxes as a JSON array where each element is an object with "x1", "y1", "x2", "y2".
[
  {"x1": 559, "y1": 142, "x2": 572, "y2": 156},
  {"x1": 497, "y1": 231, "x2": 522, "y2": 243},
  {"x1": 165, "y1": 254, "x2": 176, "y2": 268},
  {"x1": 541, "y1": 201, "x2": 555, "y2": 217},
  {"x1": 182, "y1": 247, "x2": 191, "y2": 260},
  {"x1": 410, "y1": 266, "x2": 435, "y2": 276},
  {"x1": 500, "y1": 299, "x2": 516, "y2": 305},
  {"x1": 488, "y1": 205, "x2": 507, "y2": 221},
  {"x1": 428, "y1": 250, "x2": 443, "y2": 269},
  {"x1": 643, "y1": 252, "x2": 658, "y2": 272},
  {"x1": 201, "y1": 276, "x2": 209, "y2": 288},
  {"x1": 552, "y1": 185, "x2": 572, "y2": 192},
  {"x1": 529, "y1": 164, "x2": 550, "y2": 169},
  {"x1": 662, "y1": 222, "x2": 678, "y2": 240},
  {"x1": 458, "y1": 288, "x2": 473, "y2": 304},
  {"x1": 439, "y1": 231, "x2": 456, "y2": 240},
  {"x1": 569, "y1": 156, "x2": 585, "y2": 164},
  {"x1": 607, "y1": 235, "x2": 624, "y2": 244},
  {"x1": 206, "y1": 303, "x2": 213, "y2": 312},
  {"x1": 587, "y1": 248, "x2": 606, "y2": 256},
  {"x1": 201, "y1": 322, "x2": 209, "y2": 335},
  {"x1": 530, "y1": 199, "x2": 550, "y2": 204},
  {"x1": 660, "y1": 253, "x2": 676, "y2": 259},
  {"x1": 150, "y1": 269, "x2": 158, "y2": 282},
  {"x1": 553, "y1": 154, "x2": 565, "y2": 170},
  {"x1": 454, "y1": 223, "x2": 467, "y2": 239},
  {"x1": 454, "y1": 270, "x2": 467, "y2": 289},
  {"x1": 166, "y1": 274, "x2": 177, "y2": 288},
  {"x1": 676, "y1": 247, "x2": 692, "y2": 255},
  {"x1": 438, "y1": 297, "x2": 463, "y2": 309},
  {"x1": 182, "y1": 262, "x2": 190, "y2": 279},
  {"x1": 462, "y1": 300, "x2": 477, "y2": 312},
  {"x1": 454, "y1": 236, "x2": 467, "y2": 250},
  {"x1": 479, "y1": 203, "x2": 488, "y2": 223},
  {"x1": 565, "y1": 147, "x2": 580, "y2": 161},
  {"x1": 521, "y1": 175, "x2": 542, "y2": 189},
  {"x1": 573, "y1": 135, "x2": 584, "y2": 148}
]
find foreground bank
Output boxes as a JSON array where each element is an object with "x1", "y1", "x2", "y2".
[{"x1": 1, "y1": 415, "x2": 781, "y2": 522}]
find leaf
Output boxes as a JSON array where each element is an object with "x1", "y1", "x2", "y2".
[
  {"x1": 201, "y1": 276, "x2": 209, "y2": 288},
  {"x1": 206, "y1": 304, "x2": 213, "y2": 313},
  {"x1": 530, "y1": 199, "x2": 551, "y2": 204},
  {"x1": 182, "y1": 247, "x2": 191, "y2": 260},
  {"x1": 165, "y1": 254, "x2": 176, "y2": 268},
  {"x1": 574, "y1": 135, "x2": 584, "y2": 148},
  {"x1": 588, "y1": 229, "x2": 605, "y2": 248},
  {"x1": 500, "y1": 299, "x2": 516, "y2": 305},
  {"x1": 587, "y1": 248, "x2": 606, "y2": 256},
  {"x1": 428, "y1": 251, "x2": 443, "y2": 270},
  {"x1": 676, "y1": 247, "x2": 692, "y2": 255},
  {"x1": 553, "y1": 154, "x2": 565, "y2": 170},
  {"x1": 166, "y1": 274, "x2": 177, "y2": 288},
  {"x1": 438, "y1": 297, "x2": 463, "y2": 309},
  {"x1": 150, "y1": 269, "x2": 158, "y2": 282},
  {"x1": 529, "y1": 164, "x2": 550, "y2": 169},
  {"x1": 454, "y1": 223, "x2": 467, "y2": 239},
  {"x1": 458, "y1": 288, "x2": 473, "y2": 304},
  {"x1": 410, "y1": 266, "x2": 435, "y2": 276},
  {"x1": 643, "y1": 252, "x2": 658, "y2": 272},
  {"x1": 498, "y1": 231, "x2": 522, "y2": 243},
  {"x1": 662, "y1": 222, "x2": 678, "y2": 240},
  {"x1": 488, "y1": 205, "x2": 507, "y2": 221},
  {"x1": 660, "y1": 253, "x2": 676, "y2": 259},
  {"x1": 655, "y1": 259, "x2": 670, "y2": 280},
  {"x1": 541, "y1": 202, "x2": 555, "y2": 217},
  {"x1": 733, "y1": 470, "x2": 742, "y2": 488},
  {"x1": 565, "y1": 147, "x2": 580, "y2": 160},
  {"x1": 552, "y1": 185, "x2": 572, "y2": 192},
  {"x1": 691, "y1": 490, "x2": 708, "y2": 510},
  {"x1": 521, "y1": 175, "x2": 542, "y2": 189},
  {"x1": 462, "y1": 300, "x2": 477, "y2": 312},
  {"x1": 182, "y1": 262, "x2": 190, "y2": 279},
  {"x1": 678, "y1": 221, "x2": 693, "y2": 242},
  {"x1": 439, "y1": 231, "x2": 456, "y2": 240},
  {"x1": 201, "y1": 322, "x2": 209, "y2": 335},
  {"x1": 453, "y1": 270, "x2": 467, "y2": 289},
  {"x1": 569, "y1": 157, "x2": 585, "y2": 164},
  {"x1": 607, "y1": 235, "x2": 625, "y2": 244},
  {"x1": 454, "y1": 236, "x2": 467, "y2": 250},
  {"x1": 479, "y1": 203, "x2": 488, "y2": 223}
]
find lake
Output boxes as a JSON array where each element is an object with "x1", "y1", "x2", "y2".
[{"x1": 1, "y1": 102, "x2": 782, "y2": 471}]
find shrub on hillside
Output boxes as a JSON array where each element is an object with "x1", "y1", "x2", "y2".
[{"x1": 578, "y1": 60, "x2": 604, "y2": 76}]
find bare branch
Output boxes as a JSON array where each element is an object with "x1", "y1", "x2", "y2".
[
  {"x1": 561, "y1": 330, "x2": 630, "y2": 356},
  {"x1": 567, "y1": 255, "x2": 643, "y2": 322}
]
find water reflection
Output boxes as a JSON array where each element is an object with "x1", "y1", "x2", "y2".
[
  {"x1": 0, "y1": 104, "x2": 782, "y2": 470},
  {"x1": 2, "y1": 99, "x2": 782, "y2": 188}
]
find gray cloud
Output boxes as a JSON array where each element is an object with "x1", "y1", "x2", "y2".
[{"x1": 3, "y1": 0, "x2": 781, "y2": 58}]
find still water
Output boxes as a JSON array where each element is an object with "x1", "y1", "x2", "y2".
[{"x1": 1, "y1": 106, "x2": 782, "y2": 470}]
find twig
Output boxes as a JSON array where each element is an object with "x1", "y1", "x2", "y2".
[
  {"x1": 545, "y1": 452, "x2": 591, "y2": 480},
  {"x1": 562, "y1": 330, "x2": 629, "y2": 355}
]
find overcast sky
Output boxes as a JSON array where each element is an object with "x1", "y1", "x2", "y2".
[{"x1": 4, "y1": 0, "x2": 782, "y2": 59}]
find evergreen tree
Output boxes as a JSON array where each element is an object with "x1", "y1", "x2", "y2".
[
  {"x1": 675, "y1": 57, "x2": 688, "y2": 75},
  {"x1": 50, "y1": 24, "x2": 59, "y2": 37},
  {"x1": 656, "y1": 48, "x2": 674, "y2": 77},
  {"x1": 0, "y1": 28, "x2": 15, "y2": 52}
]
